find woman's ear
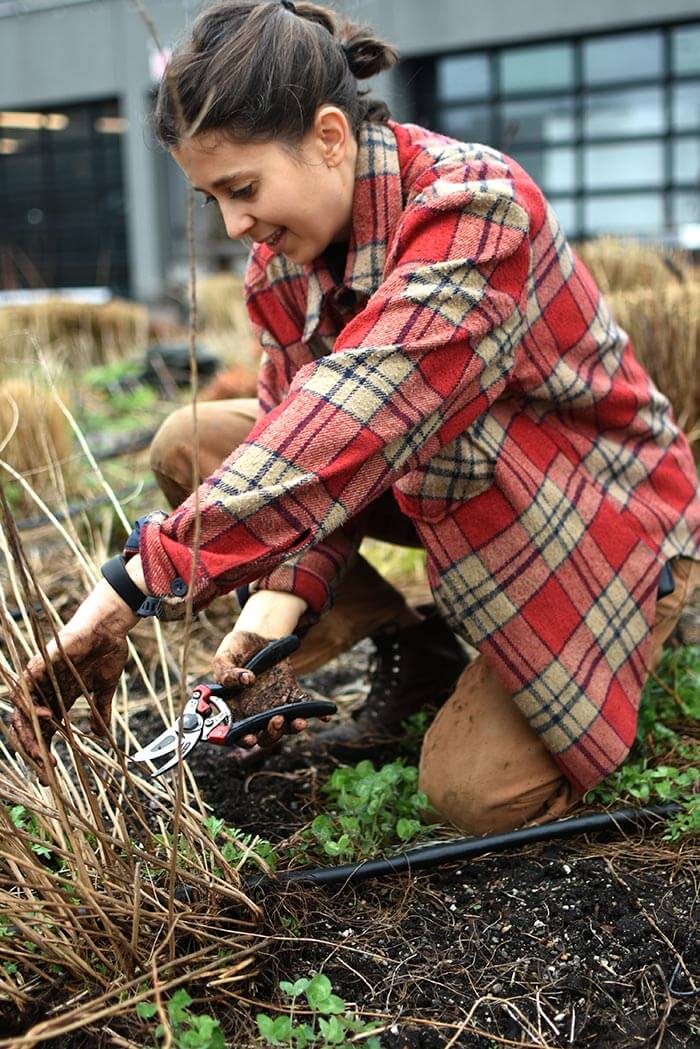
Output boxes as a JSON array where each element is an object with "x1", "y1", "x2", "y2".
[{"x1": 314, "y1": 105, "x2": 351, "y2": 168}]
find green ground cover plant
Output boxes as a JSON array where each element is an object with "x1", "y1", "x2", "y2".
[
  {"x1": 137, "y1": 988, "x2": 226, "y2": 1048},
  {"x1": 290, "y1": 758, "x2": 440, "y2": 864},
  {"x1": 256, "y1": 974, "x2": 383, "y2": 1048}
]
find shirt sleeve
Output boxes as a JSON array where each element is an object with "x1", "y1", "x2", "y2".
[
  {"x1": 136, "y1": 173, "x2": 531, "y2": 616},
  {"x1": 247, "y1": 317, "x2": 370, "y2": 622}
]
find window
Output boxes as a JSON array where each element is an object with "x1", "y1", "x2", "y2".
[
  {"x1": 500, "y1": 43, "x2": 573, "y2": 94},
  {"x1": 412, "y1": 21, "x2": 700, "y2": 242},
  {"x1": 583, "y1": 31, "x2": 663, "y2": 84},
  {"x1": 0, "y1": 99, "x2": 129, "y2": 292}
]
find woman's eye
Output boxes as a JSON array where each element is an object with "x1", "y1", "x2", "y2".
[{"x1": 229, "y1": 185, "x2": 254, "y2": 200}]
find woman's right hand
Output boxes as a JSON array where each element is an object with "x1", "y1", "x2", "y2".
[{"x1": 9, "y1": 580, "x2": 136, "y2": 785}]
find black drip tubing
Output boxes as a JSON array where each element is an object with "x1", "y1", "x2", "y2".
[{"x1": 249, "y1": 803, "x2": 682, "y2": 890}]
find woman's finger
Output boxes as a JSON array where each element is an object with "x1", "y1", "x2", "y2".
[
  {"x1": 90, "y1": 685, "x2": 117, "y2": 737},
  {"x1": 211, "y1": 653, "x2": 256, "y2": 688}
]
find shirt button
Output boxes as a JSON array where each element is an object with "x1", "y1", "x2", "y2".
[{"x1": 170, "y1": 577, "x2": 188, "y2": 597}]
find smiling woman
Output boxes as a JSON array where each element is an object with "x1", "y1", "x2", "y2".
[
  {"x1": 170, "y1": 115, "x2": 358, "y2": 265},
  {"x1": 10, "y1": 0, "x2": 700, "y2": 840}
]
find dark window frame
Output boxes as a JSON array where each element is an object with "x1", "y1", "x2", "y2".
[{"x1": 404, "y1": 19, "x2": 700, "y2": 241}]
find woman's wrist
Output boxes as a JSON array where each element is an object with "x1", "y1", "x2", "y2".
[
  {"x1": 74, "y1": 579, "x2": 139, "y2": 635},
  {"x1": 233, "y1": 589, "x2": 307, "y2": 639}
]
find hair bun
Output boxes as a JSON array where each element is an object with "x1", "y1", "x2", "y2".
[{"x1": 340, "y1": 25, "x2": 399, "y2": 80}]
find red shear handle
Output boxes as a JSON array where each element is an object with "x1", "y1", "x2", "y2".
[{"x1": 208, "y1": 700, "x2": 337, "y2": 747}]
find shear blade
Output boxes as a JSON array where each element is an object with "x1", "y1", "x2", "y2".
[{"x1": 146, "y1": 734, "x2": 199, "y2": 777}]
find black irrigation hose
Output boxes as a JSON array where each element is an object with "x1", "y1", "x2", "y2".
[{"x1": 249, "y1": 803, "x2": 683, "y2": 890}]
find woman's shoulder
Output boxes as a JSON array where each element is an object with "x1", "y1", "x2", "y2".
[
  {"x1": 391, "y1": 120, "x2": 527, "y2": 185},
  {"x1": 388, "y1": 119, "x2": 544, "y2": 227}
]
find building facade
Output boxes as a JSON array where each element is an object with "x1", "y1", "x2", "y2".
[{"x1": 0, "y1": 0, "x2": 698, "y2": 301}]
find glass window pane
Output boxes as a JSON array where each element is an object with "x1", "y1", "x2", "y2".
[
  {"x1": 548, "y1": 197, "x2": 578, "y2": 236},
  {"x1": 584, "y1": 87, "x2": 664, "y2": 138},
  {"x1": 437, "y1": 54, "x2": 490, "y2": 102},
  {"x1": 513, "y1": 147, "x2": 576, "y2": 193},
  {"x1": 500, "y1": 43, "x2": 573, "y2": 94},
  {"x1": 672, "y1": 25, "x2": 700, "y2": 75},
  {"x1": 673, "y1": 139, "x2": 700, "y2": 184},
  {"x1": 500, "y1": 97, "x2": 575, "y2": 146},
  {"x1": 583, "y1": 142, "x2": 664, "y2": 189},
  {"x1": 672, "y1": 191, "x2": 700, "y2": 248},
  {"x1": 438, "y1": 104, "x2": 492, "y2": 145},
  {"x1": 584, "y1": 31, "x2": 663, "y2": 85},
  {"x1": 584, "y1": 193, "x2": 664, "y2": 236},
  {"x1": 672, "y1": 82, "x2": 700, "y2": 130}
]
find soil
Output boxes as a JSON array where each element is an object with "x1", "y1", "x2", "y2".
[{"x1": 124, "y1": 640, "x2": 700, "y2": 1049}]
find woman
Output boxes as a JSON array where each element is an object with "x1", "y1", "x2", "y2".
[{"x1": 11, "y1": 0, "x2": 700, "y2": 835}]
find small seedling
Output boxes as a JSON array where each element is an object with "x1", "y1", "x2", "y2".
[
  {"x1": 256, "y1": 973, "x2": 383, "y2": 1048},
  {"x1": 137, "y1": 988, "x2": 225, "y2": 1048}
]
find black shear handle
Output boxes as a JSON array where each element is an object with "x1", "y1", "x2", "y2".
[
  {"x1": 208, "y1": 635, "x2": 301, "y2": 703},
  {"x1": 223, "y1": 700, "x2": 337, "y2": 746}
]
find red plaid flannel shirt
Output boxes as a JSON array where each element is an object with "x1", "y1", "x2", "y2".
[{"x1": 136, "y1": 120, "x2": 700, "y2": 792}]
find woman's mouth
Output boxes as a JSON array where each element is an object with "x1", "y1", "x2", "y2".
[{"x1": 264, "y1": 228, "x2": 285, "y2": 248}]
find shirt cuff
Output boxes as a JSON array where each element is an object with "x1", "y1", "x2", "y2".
[{"x1": 123, "y1": 510, "x2": 195, "y2": 621}]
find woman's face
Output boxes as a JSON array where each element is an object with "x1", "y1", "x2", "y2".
[{"x1": 172, "y1": 107, "x2": 358, "y2": 265}]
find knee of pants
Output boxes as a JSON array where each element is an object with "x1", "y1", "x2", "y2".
[
  {"x1": 149, "y1": 405, "x2": 197, "y2": 484},
  {"x1": 418, "y1": 763, "x2": 572, "y2": 837},
  {"x1": 417, "y1": 657, "x2": 576, "y2": 836}
]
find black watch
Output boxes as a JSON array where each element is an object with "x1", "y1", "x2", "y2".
[{"x1": 100, "y1": 555, "x2": 168, "y2": 619}]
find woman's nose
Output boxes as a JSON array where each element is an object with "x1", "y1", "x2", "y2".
[{"x1": 221, "y1": 206, "x2": 255, "y2": 241}]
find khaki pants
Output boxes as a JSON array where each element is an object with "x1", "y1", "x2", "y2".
[{"x1": 150, "y1": 399, "x2": 700, "y2": 835}]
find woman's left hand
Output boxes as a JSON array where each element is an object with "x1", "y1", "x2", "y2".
[{"x1": 213, "y1": 629, "x2": 327, "y2": 750}]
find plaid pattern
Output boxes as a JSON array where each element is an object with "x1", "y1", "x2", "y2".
[{"x1": 136, "y1": 121, "x2": 700, "y2": 791}]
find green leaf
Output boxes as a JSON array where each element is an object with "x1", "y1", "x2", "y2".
[
  {"x1": 396, "y1": 817, "x2": 420, "y2": 841},
  {"x1": 167, "y1": 988, "x2": 193, "y2": 1026},
  {"x1": 305, "y1": 972, "x2": 332, "y2": 1009},
  {"x1": 256, "y1": 1014, "x2": 277, "y2": 1043},
  {"x1": 280, "y1": 978, "x2": 310, "y2": 997},
  {"x1": 271, "y1": 1015, "x2": 292, "y2": 1041},
  {"x1": 317, "y1": 1015, "x2": 345, "y2": 1043},
  {"x1": 136, "y1": 1001, "x2": 158, "y2": 1020}
]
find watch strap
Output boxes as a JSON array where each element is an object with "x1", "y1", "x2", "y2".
[{"x1": 101, "y1": 554, "x2": 162, "y2": 618}]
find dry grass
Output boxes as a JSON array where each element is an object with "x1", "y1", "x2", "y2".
[
  {"x1": 0, "y1": 377, "x2": 73, "y2": 483},
  {"x1": 0, "y1": 411, "x2": 268, "y2": 1046},
  {"x1": 575, "y1": 236, "x2": 693, "y2": 294},
  {"x1": 197, "y1": 273, "x2": 251, "y2": 336},
  {"x1": 0, "y1": 299, "x2": 149, "y2": 373},
  {"x1": 608, "y1": 282, "x2": 700, "y2": 440}
]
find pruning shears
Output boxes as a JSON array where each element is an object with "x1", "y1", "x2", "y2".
[{"x1": 130, "y1": 635, "x2": 337, "y2": 777}]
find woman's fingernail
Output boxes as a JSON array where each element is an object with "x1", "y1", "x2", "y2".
[{"x1": 241, "y1": 671, "x2": 254, "y2": 684}]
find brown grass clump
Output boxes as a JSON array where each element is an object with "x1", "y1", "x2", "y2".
[
  {"x1": 0, "y1": 376, "x2": 73, "y2": 481},
  {"x1": 575, "y1": 236, "x2": 692, "y2": 294},
  {"x1": 197, "y1": 272, "x2": 250, "y2": 335},
  {"x1": 0, "y1": 298, "x2": 149, "y2": 372},
  {"x1": 608, "y1": 282, "x2": 700, "y2": 441},
  {"x1": 0, "y1": 464, "x2": 267, "y2": 1045}
]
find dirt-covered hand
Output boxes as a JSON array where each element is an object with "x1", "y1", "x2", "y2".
[
  {"x1": 213, "y1": 629, "x2": 328, "y2": 751},
  {"x1": 9, "y1": 620, "x2": 129, "y2": 785}
]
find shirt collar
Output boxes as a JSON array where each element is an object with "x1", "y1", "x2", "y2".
[{"x1": 302, "y1": 121, "x2": 404, "y2": 341}]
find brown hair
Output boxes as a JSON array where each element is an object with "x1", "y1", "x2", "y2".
[{"x1": 154, "y1": 0, "x2": 399, "y2": 148}]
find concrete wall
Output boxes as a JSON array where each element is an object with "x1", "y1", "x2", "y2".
[{"x1": 1, "y1": 0, "x2": 699, "y2": 299}]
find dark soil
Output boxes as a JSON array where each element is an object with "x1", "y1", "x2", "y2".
[{"x1": 126, "y1": 641, "x2": 700, "y2": 1049}]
